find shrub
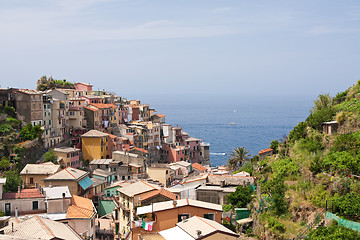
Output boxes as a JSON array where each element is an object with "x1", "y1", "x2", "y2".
[
  {"x1": 271, "y1": 157, "x2": 299, "y2": 177},
  {"x1": 288, "y1": 122, "x2": 307, "y2": 143},
  {"x1": 226, "y1": 185, "x2": 253, "y2": 208},
  {"x1": 306, "y1": 107, "x2": 336, "y2": 130},
  {"x1": 308, "y1": 224, "x2": 360, "y2": 239},
  {"x1": 263, "y1": 175, "x2": 287, "y2": 215},
  {"x1": 297, "y1": 136, "x2": 324, "y2": 153},
  {"x1": 3, "y1": 170, "x2": 22, "y2": 193},
  {"x1": 323, "y1": 151, "x2": 360, "y2": 175},
  {"x1": 0, "y1": 123, "x2": 12, "y2": 135},
  {"x1": 43, "y1": 149, "x2": 58, "y2": 164}
]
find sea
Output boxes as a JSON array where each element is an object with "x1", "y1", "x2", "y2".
[{"x1": 142, "y1": 94, "x2": 314, "y2": 166}]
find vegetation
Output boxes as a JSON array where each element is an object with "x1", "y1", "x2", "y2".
[
  {"x1": 19, "y1": 123, "x2": 43, "y2": 141},
  {"x1": 3, "y1": 170, "x2": 22, "y2": 193},
  {"x1": 37, "y1": 75, "x2": 74, "y2": 91},
  {"x1": 43, "y1": 149, "x2": 58, "y2": 164},
  {"x1": 226, "y1": 185, "x2": 253, "y2": 208},
  {"x1": 308, "y1": 223, "x2": 360, "y2": 240},
  {"x1": 227, "y1": 147, "x2": 251, "y2": 170}
]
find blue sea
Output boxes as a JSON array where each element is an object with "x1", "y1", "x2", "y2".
[{"x1": 143, "y1": 95, "x2": 313, "y2": 166}]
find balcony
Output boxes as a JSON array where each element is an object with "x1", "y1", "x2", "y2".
[{"x1": 118, "y1": 202, "x2": 130, "y2": 211}]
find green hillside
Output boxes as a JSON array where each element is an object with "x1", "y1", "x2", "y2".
[{"x1": 234, "y1": 81, "x2": 360, "y2": 239}]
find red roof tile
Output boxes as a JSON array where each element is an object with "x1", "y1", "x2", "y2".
[
  {"x1": 2, "y1": 188, "x2": 43, "y2": 199},
  {"x1": 141, "y1": 189, "x2": 177, "y2": 201},
  {"x1": 156, "y1": 114, "x2": 165, "y2": 118},
  {"x1": 192, "y1": 163, "x2": 207, "y2": 172},
  {"x1": 258, "y1": 148, "x2": 273, "y2": 155},
  {"x1": 132, "y1": 147, "x2": 148, "y2": 154}
]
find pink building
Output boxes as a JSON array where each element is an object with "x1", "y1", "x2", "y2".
[
  {"x1": 74, "y1": 82, "x2": 93, "y2": 91},
  {"x1": 183, "y1": 137, "x2": 201, "y2": 163},
  {"x1": 163, "y1": 143, "x2": 186, "y2": 163},
  {"x1": 54, "y1": 147, "x2": 82, "y2": 168}
]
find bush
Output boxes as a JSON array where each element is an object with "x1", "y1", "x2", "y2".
[
  {"x1": 331, "y1": 132, "x2": 360, "y2": 153},
  {"x1": 263, "y1": 175, "x2": 287, "y2": 215},
  {"x1": 297, "y1": 136, "x2": 324, "y2": 153},
  {"x1": 4, "y1": 106, "x2": 15, "y2": 117},
  {"x1": 0, "y1": 123, "x2": 13, "y2": 135},
  {"x1": 226, "y1": 185, "x2": 253, "y2": 208},
  {"x1": 306, "y1": 107, "x2": 336, "y2": 130},
  {"x1": 0, "y1": 157, "x2": 11, "y2": 170},
  {"x1": 332, "y1": 193, "x2": 360, "y2": 218},
  {"x1": 333, "y1": 90, "x2": 348, "y2": 104},
  {"x1": 43, "y1": 149, "x2": 58, "y2": 164},
  {"x1": 222, "y1": 204, "x2": 233, "y2": 212},
  {"x1": 234, "y1": 161, "x2": 253, "y2": 175},
  {"x1": 288, "y1": 122, "x2": 307, "y2": 143},
  {"x1": 308, "y1": 223, "x2": 360, "y2": 239},
  {"x1": 19, "y1": 123, "x2": 43, "y2": 141},
  {"x1": 3, "y1": 170, "x2": 22, "y2": 193},
  {"x1": 270, "y1": 140, "x2": 280, "y2": 154},
  {"x1": 271, "y1": 157, "x2": 299, "y2": 177},
  {"x1": 323, "y1": 151, "x2": 360, "y2": 175}
]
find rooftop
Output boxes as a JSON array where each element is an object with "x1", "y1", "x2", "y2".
[
  {"x1": 258, "y1": 148, "x2": 273, "y2": 155},
  {"x1": 117, "y1": 180, "x2": 159, "y2": 197},
  {"x1": 93, "y1": 168, "x2": 114, "y2": 177},
  {"x1": 192, "y1": 163, "x2": 207, "y2": 172},
  {"x1": 43, "y1": 186, "x2": 71, "y2": 199},
  {"x1": 20, "y1": 163, "x2": 60, "y2": 175},
  {"x1": 137, "y1": 199, "x2": 222, "y2": 215},
  {"x1": 89, "y1": 159, "x2": 114, "y2": 165},
  {"x1": 91, "y1": 177, "x2": 107, "y2": 187},
  {"x1": 207, "y1": 175, "x2": 255, "y2": 186},
  {"x1": 66, "y1": 195, "x2": 96, "y2": 219},
  {"x1": 53, "y1": 147, "x2": 80, "y2": 153},
  {"x1": 81, "y1": 130, "x2": 109, "y2": 137},
  {"x1": 176, "y1": 216, "x2": 238, "y2": 239},
  {"x1": 0, "y1": 216, "x2": 82, "y2": 240},
  {"x1": 2, "y1": 188, "x2": 43, "y2": 200},
  {"x1": 141, "y1": 189, "x2": 177, "y2": 201},
  {"x1": 88, "y1": 103, "x2": 117, "y2": 109},
  {"x1": 43, "y1": 167, "x2": 88, "y2": 181},
  {"x1": 17, "y1": 89, "x2": 42, "y2": 95}
]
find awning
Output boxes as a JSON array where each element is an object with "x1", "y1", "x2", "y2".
[
  {"x1": 236, "y1": 218, "x2": 253, "y2": 225},
  {"x1": 78, "y1": 176, "x2": 93, "y2": 190}
]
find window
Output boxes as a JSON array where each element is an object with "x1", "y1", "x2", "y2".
[
  {"x1": 30, "y1": 177, "x2": 34, "y2": 184},
  {"x1": 98, "y1": 164, "x2": 100, "y2": 168},
  {"x1": 122, "y1": 176, "x2": 125, "y2": 180},
  {"x1": 49, "y1": 120, "x2": 51, "y2": 125},
  {"x1": 113, "y1": 168, "x2": 116, "y2": 172},
  {"x1": 106, "y1": 165, "x2": 108, "y2": 168},
  {"x1": 204, "y1": 213, "x2": 215, "y2": 220},
  {"x1": 32, "y1": 201, "x2": 39, "y2": 210},
  {"x1": 178, "y1": 214, "x2": 190, "y2": 222}
]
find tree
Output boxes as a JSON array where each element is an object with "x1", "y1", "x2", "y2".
[
  {"x1": 227, "y1": 147, "x2": 251, "y2": 170},
  {"x1": 226, "y1": 185, "x2": 253, "y2": 208},
  {"x1": 263, "y1": 175, "x2": 287, "y2": 215},
  {"x1": 3, "y1": 170, "x2": 22, "y2": 193},
  {"x1": 19, "y1": 123, "x2": 43, "y2": 141},
  {"x1": 43, "y1": 149, "x2": 58, "y2": 164}
]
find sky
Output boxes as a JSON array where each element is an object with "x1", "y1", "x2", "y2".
[{"x1": 0, "y1": 0, "x2": 360, "y2": 102}]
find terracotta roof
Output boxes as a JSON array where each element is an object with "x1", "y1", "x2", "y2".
[
  {"x1": 2, "y1": 188, "x2": 43, "y2": 199},
  {"x1": 108, "y1": 133, "x2": 118, "y2": 139},
  {"x1": 84, "y1": 106, "x2": 99, "y2": 112},
  {"x1": 156, "y1": 114, "x2": 165, "y2": 118},
  {"x1": 258, "y1": 148, "x2": 273, "y2": 155},
  {"x1": 75, "y1": 82, "x2": 92, "y2": 87},
  {"x1": 89, "y1": 103, "x2": 117, "y2": 109},
  {"x1": 192, "y1": 163, "x2": 207, "y2": 172},
  {"x1": 66, "y1": 195, "x2": 95, "y2": 219},
  {"x1": 131, "y1": 147, "x2": 148, "y2": 154},
  {"x1": 141, "y1": 189, "x2": 177, "y2": 201}
]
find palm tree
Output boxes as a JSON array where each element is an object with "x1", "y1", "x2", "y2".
[{"x1": 227, "y1": 147, "x2": 251, "y2": 170}]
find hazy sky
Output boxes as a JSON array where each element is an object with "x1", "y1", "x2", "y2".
[{"x1": 1, "y1": 0, "x2": 359, "y2": 101}]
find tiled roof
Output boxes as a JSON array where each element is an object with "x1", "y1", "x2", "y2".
[
  {"x1": 2, "y1": 189, "x2": 43, "y2": 199},
  {"x1": 20, "y1": 163, "x2": 60, "y2": 175},
  {"x1": 93, "y1": 168, "x2": 114, "y2": 177},
  {"x1": 84, "y1": 106, "x2": 99, "y2": 112},
  {"x1": 118, "y1": 180, "x2": 159, "y2": 197},
  {"x1": 17, "y1": 89, "x2": 42, "y2": 95},
  {"x1": 44, "y1": 167, "x2": 88, "y2": 181},
  {"x1": 192, "y1": 163, "x2": 207, "y2": 172},
  {"x1": 66, "y1": 195, "x2": 95, "y2": 219},
  {"x1": 0, "y1": 216, "x2": 82, "y2": 239},
  {"x1": 156, "y1": 114, "x2": 165, "y2": 118},
  {"x1": 258, "y1": 148, "x2": 273, "y2": 155},
  {"x1": 141, "y1": 189, "x2": 177, "y2": 201},
  {"x1": 81, "y1": 130, "x2": 109, "y2": 137},
  {"x1": 131, "y1": 147, "x2": 148, "y2": 154},
  {"x1": 89, "y1": 103, "x2": 117, "y2": 109},
  {"x1": 137, "y1": 199, "x2": 222, "y2": 215},
  {"x1": 108, "y1": 133, "x2": 118, "y2": 139},
  {"x1": 176, "y1": 216, "x2": 238, "y2": 238},
  {"x1": 53, "y1": 147, "x2": 80, "y2": 153},
  {"x1": 89, "y1": 159, "x2": 113, "y2": 165},
  {"x1": 75, "y1": 82, "x2": 92, "y2": 86},
  {"x1": 91, "y1": 178, "x2": 106, "y2": 187}
]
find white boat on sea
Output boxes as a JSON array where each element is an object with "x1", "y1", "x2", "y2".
[{"x1": 230, "y1": 109, "x2": 237, "y2": 125}]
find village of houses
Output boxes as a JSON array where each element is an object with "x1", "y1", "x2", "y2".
[{"x1": 0, "y1": 82, "x2": 270, "y2": 240}]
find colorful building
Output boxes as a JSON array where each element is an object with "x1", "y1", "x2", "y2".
[{"x1": 81, "y1": 130, "x2": 110, "y2": 162}]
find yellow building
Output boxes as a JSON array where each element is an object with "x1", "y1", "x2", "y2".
[
  {"x1": 20, "y1": 163, "x2": 61, "y2": 188},
  {"x1": 81, "y1": 130, "x2": 109, "y2": 163},
  {"x1": 147, "y1": 166, "x2": 175, "y2": 187}
]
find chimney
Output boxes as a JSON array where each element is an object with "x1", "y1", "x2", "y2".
[
  {"x1": 17, "y1": 186, "x2": 21, "y2": 199},
  {"x1": 172, "y1": 200, "x2": 177, "y2": 208},
  {"x1": 196, "y1": 230, "x2": 202, "y2": 238},
  {"x1": 62, "y1": 192, "x2": 66, "y2": 213},
  {"x1": 220, "y1": 180, "x2": 225, "y2": 188}
]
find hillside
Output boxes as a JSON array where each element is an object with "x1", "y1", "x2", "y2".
[{"x1": 238, "y1": 81, "x2": 360, "y2": 239}]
